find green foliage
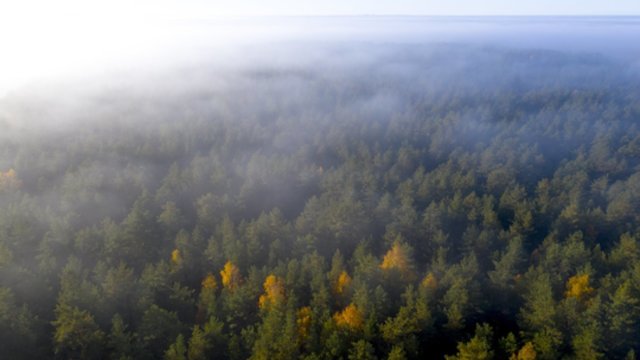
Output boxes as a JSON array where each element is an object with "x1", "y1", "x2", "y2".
[
  {"x1": 387, "y1": 345, "x2": 407, "y2": 360},
  {"x1": 165, "y1": 334, "x2": 187, "y2": 360},
  {"x1": 349, "y1": 340, "x2": 377, "y2": 360},
  {"x1": 0, "y1": 288, "x2": 40, "y2": 359},
  {"x1": 108, "y1": 314, "x2": 137, "y2": 360},
  {"x1": 1, "y1": 42, "x2": 640, "y2": 359},
  {"x1": 250, "y1": 302, "x2": 299, "y2": 360},
  {"x1": 139, "y1": 305, "x2": 184, "y2": 359},
  {"x1": 52, "y1": 304, "x2": 106, "y2": 359},
  {"x1": 446, "y1": 323, "x2": 494, "y2": 360}
]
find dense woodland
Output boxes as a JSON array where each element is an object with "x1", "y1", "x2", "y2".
[{"x1": 1, "y1": 42, "x2": 640, "y2": 359}]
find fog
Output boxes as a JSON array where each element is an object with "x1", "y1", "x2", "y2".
[
  {"x1": 2, "y1": 16, "x2": 640, "y2": 359},
  {"x1": 2, "y1": 16, "x2": 640, "y2": 97},
  {"x1": 2, "y1": 17, "x2": 638, "y2": 127},
  {"x1": 2, "y1": 17, "x2": 638, "y2": 217}
]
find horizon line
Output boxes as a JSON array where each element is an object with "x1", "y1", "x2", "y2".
[{"x1": 170, "y1": 14, "x2": 640, "y2": 19}]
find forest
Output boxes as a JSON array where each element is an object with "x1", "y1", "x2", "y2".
[{"x1": 1, "y1": 36, "x2": 640, "y2": 359}]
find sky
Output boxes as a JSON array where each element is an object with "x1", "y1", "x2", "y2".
[
  {"x1": 181, "y1": 0, "x2": 640, "y2": 16},
  {"x1": 1, "y1": 0, "x2": 640, "y2": 20},
  {"x1": 0, "y1": 0, "x2": 638, "y2": 96}
]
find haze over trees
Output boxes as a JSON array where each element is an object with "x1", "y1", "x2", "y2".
[{"x1": 1, "y1": 17, "x2": 640, "y2": 359}]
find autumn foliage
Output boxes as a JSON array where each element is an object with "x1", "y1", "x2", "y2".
[
  {"x1": 296, "y1": 306, "x2": 312, "y2": 340},
  {"x1": 5, "y1": 41, "x2": 640, "y2": 360},
  {"x1": 258, "y1": 274, "x2": 285, "y2": 309},
  {"x1": 201, "y1": 273, "x2": 218, "y2": 290},
  {"x1": 565, "y1": 274, "x2": 594, "y2": 301},
  {"x1": 421, "y1": 272, "x2": 438, "y2": 291},
  {"x1": 333, "y1": 303, "x2": 364, "y2": 331},
  {"x1": 380, "y1": 240, "x2": 416, "y2": 280},
  {"x1": 220, "y1": 261, "x2": 242, "y2": 290},
  {"x1": 170, "y1": 249, "x2": 182, "y2": 266},
  {"x1": 511, "y1": 342, "x2": 537, "y2": 360},
  {"x1": 334, "y1": 271, "x2": 352, "y2": 295},
  {"x1": 0, "y1": 169, "x2": 20, "y2": 191}
]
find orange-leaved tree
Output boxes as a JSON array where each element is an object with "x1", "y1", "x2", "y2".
[
  {"x1": 421, "y1": 272, "x2": 438, "y2": 291},
  {"x1": 511, "y1": 342, "x2": 537, "y2": 360},
  {"x1": 333, "y1": 303, "x2": 364, "y2": 331},
  {"x1": 565, "y1": 274, "x2": 594, "y2": 301}
]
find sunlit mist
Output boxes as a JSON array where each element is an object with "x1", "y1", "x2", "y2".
[{"x1": 0, "y1": 0, "x2": 227, "y2": 95}]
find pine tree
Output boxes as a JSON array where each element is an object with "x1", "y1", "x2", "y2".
[
  {"x1": 446, "y1": 323, "x2": 494, "y2": 360},
  {"x1": 52, "y1": 304, "x2": 106, "y2": 360},
  {"x1": 165, "y1": 334, "x2": 187, "y2": 360}
]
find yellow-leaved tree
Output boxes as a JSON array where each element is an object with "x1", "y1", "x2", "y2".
[
  {"x1": 220, "y1": 261, "x2": 242, "y2": 290},
  {"x1": 198, "y1": 273, "x2": 218, "y2": 320},
  {"x1": 421, "y1": 272, "x2": 438, "y2": 291},
  {"x1": 201, "y1": 273, "x2": 218, "y2": 290},
  {"x1": 258, "y1": 274, "x2": 285, "y2": 309},
  {"x1": 333, "y1": 303, "x2": 364, "y2": 331},
  {"x1": 565, "y1": 274, "x2": 594, "y2": 301},
  {"x1": 510, "y1": 342, "x2": 537, "y2": 360},
  {"x1": 334, "y1": 271, "x2": 352, "y2": 295},
  {"x1": 380, "y1": 240, "x2": 416, "y2": 281},
  {"x1": 296, "y1": 306, "x2": 312, "y2": 341},
  {"x1": 170, "y1": 249, "x2": 182, "y2": 266},
  {"x1": 0, "y1": 169, "x2": 21, "y2": 191}
]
